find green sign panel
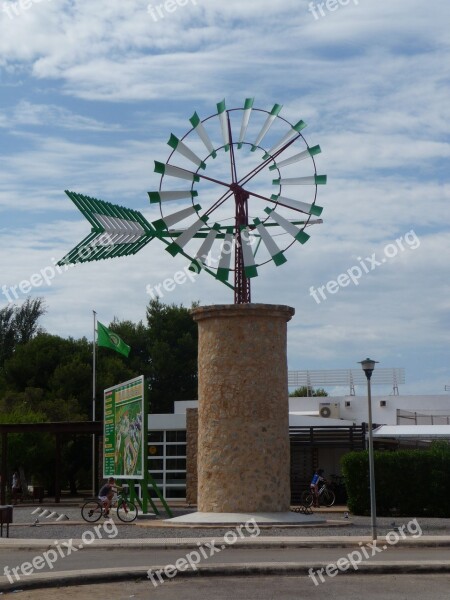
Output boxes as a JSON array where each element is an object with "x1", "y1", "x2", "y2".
[{"x1": 103, "y1": 375, "x2": 145, "y2": 480}]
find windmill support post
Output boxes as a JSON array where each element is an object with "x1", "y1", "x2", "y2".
[{"x1": 192, "y1": 303, "x2": 294, "y2": 513}]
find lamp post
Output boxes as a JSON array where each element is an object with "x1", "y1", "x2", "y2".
[{"x1": 359, "y1": 357, "x2": 379, "y2": 541}]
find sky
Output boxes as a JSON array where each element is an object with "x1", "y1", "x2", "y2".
[{"x1": 0, "y1": 0, "x2": 449, "y2": 397}]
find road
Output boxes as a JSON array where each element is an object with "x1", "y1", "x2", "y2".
[
  {"x1": 1, "y1": 545, "x2": 450, "y2": 577},
  {"x1": 5, "y1": 574, "x2": 450, "y2": 600}
]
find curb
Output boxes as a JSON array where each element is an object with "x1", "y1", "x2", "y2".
[
  {"x1": 1, "y1": 536, "x2": 450, "y2": 551},
  {"x1": 2, "y1": 561, "x2": 450, "y2": 592}
]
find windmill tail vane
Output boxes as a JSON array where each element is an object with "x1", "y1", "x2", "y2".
[{"x1": 58, "y1": 98, "x2": 326, "y2": 303}]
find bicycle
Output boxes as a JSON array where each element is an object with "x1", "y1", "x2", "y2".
[
  {"x1": 81, "y1": 488, "x2": 138, "y2": 523},
  {"x1": 301, "y1": 480, "x2": 336, "y2": 508}
]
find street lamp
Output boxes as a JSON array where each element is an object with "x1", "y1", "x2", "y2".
[{"x1": 359, "y1": 357, "x2": 379, "y2": 541}]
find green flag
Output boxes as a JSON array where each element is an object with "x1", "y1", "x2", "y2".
[{"x1": 97, "y1": 321, "x2": 131, "y2": 357}]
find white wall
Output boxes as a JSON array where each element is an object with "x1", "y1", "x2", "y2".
[{"x1": 289, "y1": 395, "x2": 450, "y2": 426}]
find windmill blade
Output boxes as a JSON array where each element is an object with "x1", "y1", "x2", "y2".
[
  {"x1": 166, "y1": 215, "x2": 209, "y2": 257},
  {"x1": 190, "y1": 112, "x2": 217, "y2": 159},
  {"x1": 189, "y1": 223, "x2": 221, "y2": 271},
  {"x1": 269, "y1": 145, "x2": 321, "y2": 170},
  {"x1": 240, "y1": 227, "x2": 258, "y2": 278},
  {"x1": 263, "y1": 119, "x2": 307, "y2": 159},
  {"x1": 252, "y1": 218, "x2": 287, "y2": 266},
  {"x1": 264, "y1": 207, "x2": 310, "y2": 244},
  {"x1": 251, "y1": 103, "x2": 282, "y2": 151},
  {"x1": 167, "y1": 134, "x2": 206, "y2": 169},
  {"x1": 217, "y1": 99, "x2": 230, "y2": 152},
  {"x1": 216, "y1": 232, "x2": 234, "y2": 281},
  {"x1": 238, "y1": 98, "x2": 254, "y2": 149},
  {"x1": 57, "y1": 191, "x2": 154, "y2": 266},
  {"x1": 152, "y1": 204, "x2": 202, "y2": 231},
  {"x1": 273, "y1": 175, "x2": 327, "y2": 186},
  {"x1": 271, "y1": 194, "x2": 323, "y2": 217},
  {"x1": 148, "y1": 190, "x2": 198, "y2": 204},
  {"x1": 154, "y1": 161, "x2": 200, "y2": 182}
]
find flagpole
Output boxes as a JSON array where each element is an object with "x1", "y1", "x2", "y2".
[{"x1": 92, "y1": 310, "x2": 97, "y2": 497}]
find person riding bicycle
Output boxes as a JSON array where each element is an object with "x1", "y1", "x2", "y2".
[
  {"x1": 310, "y1": 469, "x2": 325, "y2": 508},
  {"x1": 98, "y1": 477, "x2": 117, "y2": 517}
]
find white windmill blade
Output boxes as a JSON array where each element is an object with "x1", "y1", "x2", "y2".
[
  {"x1": 251, "y1": 103, "x2": 283, "y2": 151},
  {"x1": 263, "y1": 119, "x2": 307, "y2": 158},
  {"x1": 240, "y1": 227, "x2": 258, "y2": 278},
  {"x1": 264, "y1": 207, "x2": 310, "y2": 244},
  {"x1": 238, "y1": 97, "x2": 254, "y2": 149},
  {"x1": 148, "y1": 190, "x2": 198, "y2": 204},
  {"x1": 189, "y1": 112, "x2": 217, "y2": 159},
  {"x1": 154, "y1": 161, "x2": 200, "y2": 182},
  {"x1": 217, "y1": 99, "x2": 230, "y2": 152},
  {"x1": 190, "y1": 223, "x2": 221, "y2": 270},
  {"x1": 272, "y1": 174, "x2": 327, "y2": 186},
  {"x1": 166, "y1": 215, "x2": 209, "y2": 256},
  {"x1": 152, "y1": 204, "x2": 202, "y2": 231},
  {"x1": 252, "y1": 218, "x2": 287, "y2": 266},
  {"x1": 269, "y1": 145, "x2": 321, "y2": 170},
  {"x1": 167, "y1": 134, "x2": 206, "y2": 169},
  {"x1": 216, "y1": 232, "x2": 234, "y2": 281},
  {"x1": 270, "y1": 194, "x2": 323, "y2": 216}
]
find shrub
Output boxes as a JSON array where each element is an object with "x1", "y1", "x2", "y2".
[{"x1": 341, "y1": 442, "x2": 450, "y2": 517}]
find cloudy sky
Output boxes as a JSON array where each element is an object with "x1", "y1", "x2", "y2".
[{"x1": 1, "y1": 0, "x2": 449, "y2": 396}]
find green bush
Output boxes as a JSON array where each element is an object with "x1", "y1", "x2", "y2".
[{"x1": 341, "y1": 442, "x2": 450, "y2": 517}]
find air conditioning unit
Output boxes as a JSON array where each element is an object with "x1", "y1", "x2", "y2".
[{"x1": 319, "y1": 402, "x2": 340, "y2": 419}]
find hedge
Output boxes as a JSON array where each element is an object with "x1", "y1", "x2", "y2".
[{"x1": 341, "y1": 442, "x2": 450, "y2": 517}]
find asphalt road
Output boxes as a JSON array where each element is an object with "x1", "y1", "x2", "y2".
[
  {"x1": 6, "y1": 574, "x2": 450, "y2": 600},
  {"x1": 1, "y1": 545, "x2": 450, "y2": 577}
]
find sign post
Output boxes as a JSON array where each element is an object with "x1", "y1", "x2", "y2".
[{"x1": 103, "y1": 375, "x2": 172, "y2": 516}]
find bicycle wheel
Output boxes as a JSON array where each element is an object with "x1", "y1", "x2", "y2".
[
  {"x1": 321, "y1": 489, "x2": 336, "y2": 507},
  {"x1": 301, "y1": 490, "x2": 313, "y2": 507},
  {"x1": 116, "y1": 500, "x2": 138, "y2": 522},
  {"x1": 81, "y1": 500, "x2": 103, "y2": 523}
]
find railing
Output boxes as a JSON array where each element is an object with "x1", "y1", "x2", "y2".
[{"x1": 288, "y1": 368, "x2": 405, "y2": 396}]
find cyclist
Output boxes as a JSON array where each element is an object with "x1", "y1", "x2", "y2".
[
  {"x1": 310, "y1": 469, "x2": 325, "y2": 507},
  {"x1": 98, "y1": 477, "x2": 117, "y2": 517}
]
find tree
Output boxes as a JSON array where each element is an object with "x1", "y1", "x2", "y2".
[
  {"x1": 0, "y1": 297, "x2": 46, "y2": 369},
  {"x1": 145, "y1": 299, "x2": 198, "y2": 413},
  {"x1": 289, "y1": 386, "x2": 328, "y2": 397}
]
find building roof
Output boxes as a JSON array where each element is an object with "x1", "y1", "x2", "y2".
[{"x1": 372, "y1": 425, "x2": 450, "y2": 440}]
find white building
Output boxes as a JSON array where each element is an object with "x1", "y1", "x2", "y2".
[{"x1": 147, "y1": 395, "x2": 450, "y2": 501}]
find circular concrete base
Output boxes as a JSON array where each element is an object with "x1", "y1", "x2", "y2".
[{"x1": 165, "y1": 511, "x2": 325, "y2": 525}]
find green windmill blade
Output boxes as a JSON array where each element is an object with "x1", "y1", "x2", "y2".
[
  {"x1": 166, "y1": 215, "x2": 209, "y2": 257},
  {"x1": 189, "y1": 223, "x2": 222, "y2": 271},
  {"x1": 272, "y1": 174, "x2": 327, "y2": 186},
  {"x1": 148, "y1": 190, "x2": 198, "y2": 204},
  {"x1": 264, "y1": 207, "x2": 310, "y2": 244},
  {"x1": 154, "y1": 161, "x2": 200, "y2": 182},
  {"x1": 216, "y1": 232, "x2": 234, "y2": 282},
  {"x1": 238, "y1": 97, "x2": 254, "y2": 149},
  {"x1": 252, "y1": 218, "x2": 287, "y2": 267},
  {"x1": 217, "y1": 99, "x2": 230, "y2": 152},
  {"x1": 167, "y1": 134, "x2": 206, "y2": 169},
  {"x1": 189, "y1": 111, "x2": 217, "y2": 159},
  {"x1": 58, "y1": 191, "x2": 155, "y2": 266},
  {"x1": 270, "y1": 194, "x2": 323, "y2": 217},
  {"x1": 251, "y1": 103, "x2": 283, "y2": 151},
  {"x1": 152, "y1": 204, "x2": 202, "y2": 231},
  {"x1": 240, "y1": 227, "x2": 258, "y2": 278},
  {"x1": 269, "y1": 145, "x2": 321, "y2": 171},
  {"x1": 263, "y1": 119, "x2": 307, "y2": 159}
]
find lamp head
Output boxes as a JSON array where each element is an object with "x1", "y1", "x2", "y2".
[{"x1": 359, "y1": 358, "x2": 379, "y2": 380}]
